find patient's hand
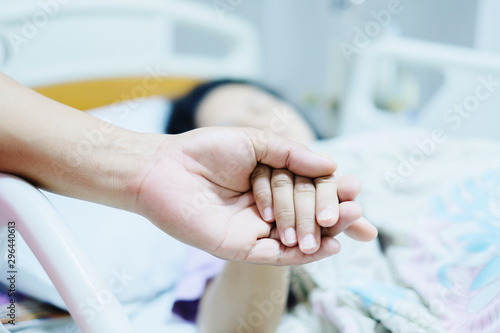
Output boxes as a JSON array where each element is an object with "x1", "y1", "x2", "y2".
[
  {"x1": 251, "y1": 165, "x2": 378, "y2": 254},
  {"x1": 133, "y1": 127, "x2": 345, "y2": 265}
]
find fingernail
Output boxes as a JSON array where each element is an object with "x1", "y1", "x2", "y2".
[
  {"x1": 284, "y1": 228, "x2": 297, "y2": 245},
  {"x1": 318, "y1": 208, "x2": 337, "y2": 225},
  {"x1": 264, "y1": 207, "x2": 273, "y2": 221},
  {"x1": 318, "y1": 208, "x2": 334, "y2": 221},
  {"x1": 302, "y1": 234, "x2": 317, "y2": 250}
]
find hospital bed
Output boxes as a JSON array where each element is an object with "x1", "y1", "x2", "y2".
[
  {"x1": 2, "y1": 0, "x2": 500, "y2": 332},
  {"x1": 341, "y1": 35, "x2": 500, "y2": 140},
  {"x1": 0, "y1": 1, "x2": 260, "y2": 332}
]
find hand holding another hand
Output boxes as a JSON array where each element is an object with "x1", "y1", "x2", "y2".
[
  {"x1": 251, "y1": 166, "x2": 377, "y2": 254},
  {"x1": 133, "y1": 127, "x2": 377, "y2": 265}
]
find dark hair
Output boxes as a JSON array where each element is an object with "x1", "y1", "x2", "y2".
[{"x1": 166, "y1": 78, "x2": 320, "y2": 138}]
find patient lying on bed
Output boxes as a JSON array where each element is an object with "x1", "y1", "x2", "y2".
[
  {"x1": 167, "y1": 79, "x2": 377, "y2": 332},
  {"x1": 0, "y1": 79, "x2": 376, "y2": 332}
]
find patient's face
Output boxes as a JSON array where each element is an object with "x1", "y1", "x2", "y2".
[{"x1": 195, "y1": 84, "x2": 316, "y2": 143}]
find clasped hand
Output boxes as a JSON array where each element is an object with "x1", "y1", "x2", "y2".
[{"x1": 134, "y1": 127, "x2": 377, "y2": 265}]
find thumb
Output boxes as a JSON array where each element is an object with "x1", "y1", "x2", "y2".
[{"x1": 244, "y1": 128, "x2": 337, "y2": 178}]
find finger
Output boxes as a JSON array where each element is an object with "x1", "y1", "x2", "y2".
[
  {"x1": 343, "y1": 217, "x2": 378, "y2": 242},
  {"x1": 323, "y1": 201, "x2": 363, "y2": 237},
  {"x1": 269, "y1": 225, "x2": 280, "y2": 240},
  {"x1": 314, "y1": 173, "x2": 339, "y2": 228},
  {"x1": 338, "y1": 175, "x2": 362, "y2": 202},
  {"x1": 271, "y1": 169, "x2": 297, "y2": 246},
  {"x1": 250, "y1": 164, "x2": 274, "y2": 222},
  {"x1": 321, "y1": 218, "x2": 377, "y2": 241},
  {"x1": 245, "y1": 128, "x2": 337, "y2": 178},
  {"x1": 294, "y1": 176, "x2": 320, "y2": 254},
  {"x1": 243, "y1": 237, "x2": 341, "y2": 265}
]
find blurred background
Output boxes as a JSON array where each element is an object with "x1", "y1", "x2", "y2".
[
  {"x1": 1, "y1": 0, "x2": 499, "y2": 139},
  {"x1": 2, "y1": 1, "x2": 500, "y2": 331},
  {"x1": 182, "y1": 0, "x2": 499, "y2": 138}
]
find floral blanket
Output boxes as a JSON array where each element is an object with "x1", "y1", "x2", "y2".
[{"x1": 278, "y1": 130, "x2": 500, "y2": 333}]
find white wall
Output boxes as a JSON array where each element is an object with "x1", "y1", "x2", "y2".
[
  {"x1": 476, "y1": 0, "x2": 500, "y2": 53},
  {"x1": 186, "y1": 0, "x2": 480, "y2": 136}
]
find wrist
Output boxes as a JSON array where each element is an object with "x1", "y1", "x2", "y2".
[
  {"x1": 224, "y1": 262, "x2": 291, "y2": 284},
  {"x1": 116, "y1": 132, "x2": 174, "y2": 214}
]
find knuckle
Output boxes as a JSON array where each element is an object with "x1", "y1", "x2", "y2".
[
  {"x1": 294, "y1": 182, "x2": 315, "y2": 195},
  {"x1": 275, "y1": 209, "x2": 295, "y2": 222},
  {"x1": 251, "y1": 165, "x2": 269, "y2": 181},
  {"x1": 315, "y1": 174, "x2": 337, "y2": 185},
  {"x1": 254, "y1": 190, "x2": 271, "y2": 202},
  {"x1": 296, "y1": 217, "x2": 315, "y2": 226},
  {"x1": 271, "y1": 175, "x2": 293, "y2": 188}
]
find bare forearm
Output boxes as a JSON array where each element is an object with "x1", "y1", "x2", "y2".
[
  {"x1": 0, "y1": 72, "x2": 158, "y2": 210},
  {"x1": 198, "y1": 262, "x2": 290, "y2": 333}
]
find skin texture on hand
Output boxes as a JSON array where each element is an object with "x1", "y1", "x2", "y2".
[
  {"x1": 0, "y1": 72, "x2": 376, "y2": 333},
  {"x1": 0, "y1": 72, "x2": 147, "y2": 210},
  {"x1": 197, "y1": 83, "x2": 378, "y2": 252},
  {"x1": 0, "y1": 72, "x2": 344, "y2": 265},
  {"x1": 0, "y1": 70, "x2": 375, "y2": 269},
  {"x1": 186, "y1": 83, "x2": 376, "y2": 332},
  {"x1": 133, "y1": 127, "x2": 343, "y2": 265},
  {"x1": 251, "y1": 166, "x2": 377, "y2": 254}
]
